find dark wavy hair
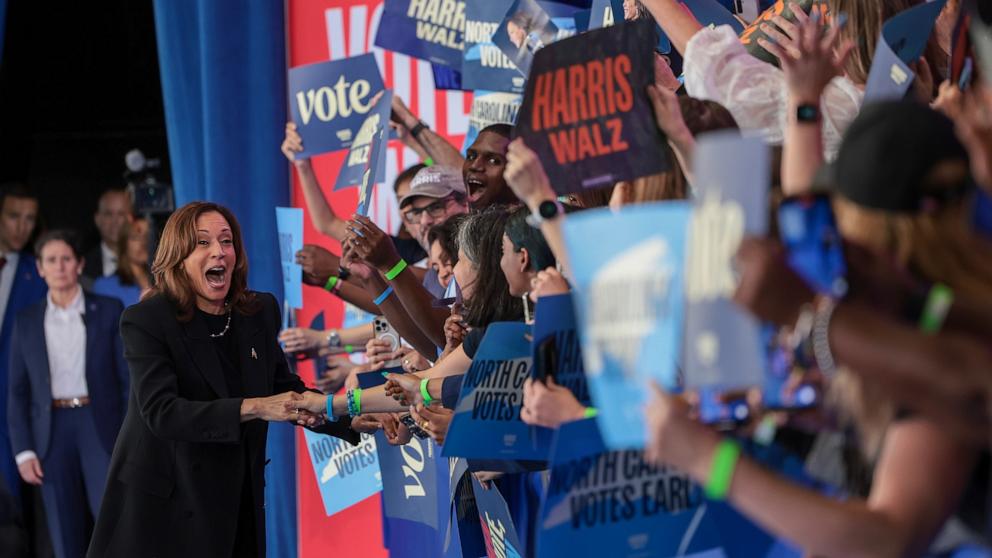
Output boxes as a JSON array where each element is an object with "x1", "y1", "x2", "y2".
[
  {"x1": 148, "y1": 201, "x2": 257, "y2": 321},
  {"x1": 456, "y1": 206, "x2": 523, "y2": 327}
]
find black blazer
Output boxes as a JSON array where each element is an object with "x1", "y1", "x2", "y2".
[{"x1": 88, "y1": 292, "x2": 357, "y2": 558}]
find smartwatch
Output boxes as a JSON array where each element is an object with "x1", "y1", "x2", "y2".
[
  {"x1": 326, "y1": 330, "x2": 342, "y2": 349},
  {"x1": 796, "y1": 104, "x2": 820, "y2": 124},
  {"x1": 527, "y1": 199, "x2": 565, "y2": 227}
]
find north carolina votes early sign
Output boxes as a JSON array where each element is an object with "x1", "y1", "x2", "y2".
[
  {"x1": 375, "y1": 0, "x2": 467, "y2": 68},
  {"x1": 288, "y1": 53, "x2": 385, "y2": 155},
  {"x1": 513, "y1": 20, "x2": 669, "y2": 194}
]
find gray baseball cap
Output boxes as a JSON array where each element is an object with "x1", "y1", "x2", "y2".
[{"x1": 398, "y1": 165, "x2": 466, "y2": 208}]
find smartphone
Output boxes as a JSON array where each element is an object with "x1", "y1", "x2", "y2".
[
  {"x1": 697, "y1": 386, "x2": 750, "y2": 430},
  {"x1": 373, "y1": 316, "x2": 403, "y2": 369},
  {"x1": 777, "y1": 194, "x2": 848, "y2": 298},
  {"x1": 532, "y1": 335, "x2": 559, "y2": 383},
  {"x1": 763, "y1": 194, "x2": 846, "y2": 409},
  {"x1": 399, "y1": 413, "x2": 431, "y2": 439}
]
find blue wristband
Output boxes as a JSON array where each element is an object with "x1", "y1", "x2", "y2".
[
  {"x1": 373, "y1": 286, "x2": 394, "y2": 305},
  {"x1": 325, "y1": 394, "x2": 339, "y2": 422}
]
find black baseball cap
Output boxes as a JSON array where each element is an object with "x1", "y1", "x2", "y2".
[{"x1": 828, "y1": 101, "x2": 972, "y2": 213}]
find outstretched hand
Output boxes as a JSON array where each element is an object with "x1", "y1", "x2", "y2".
[
  {"x1": 296, "y1": 245, "x2": 340, "y2": 287},
  {"x1": 757, "y1": 10, "x2": 854, "y2": 103}
]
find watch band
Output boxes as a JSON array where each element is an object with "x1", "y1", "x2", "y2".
[
  {"x1": 410, "y1": 121, "x2": 429, "y2": 139},
  {"x1": 527, "y1": 199, "x2": 564, "y2": 227}
]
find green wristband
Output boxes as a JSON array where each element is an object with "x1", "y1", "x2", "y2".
[
  {"x1": 354, "y1": 387, "x2": 363, "y2": 416},
  {"x1": 420, "y1": 378, "x2": 434, "y2": 405},
  {"x1": 704, "y1": 439, "x2": 741, "y2": 501},
  {"x1": 424, "y1": 157, "x2": 434, "y2": 167},
  {"x1": 919, "y1": 283, "x2": 953, "y2": 333},
  {"x1": 324, "y1": 276, "x2": 339, "y2": 292},
  {"x1": 344, "y1": 344, "x2": 354, "y2": 353},
  {"x1": 385, "y1": 259, "x2": 408, "y2": 281},
  {"x1": 583, "y1": 407, "x2": 598, "y2": 419}
]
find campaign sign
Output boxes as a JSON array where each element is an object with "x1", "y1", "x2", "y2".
[
  {"x1": 375, "y1": 430, "x2": 444, "y2": 554},
  {"x1": 334, "y1": 90, "x2": 393, "y2": 191},
  {"x1": 589, "y1": 0, "x2": 624, "y2": 29},
  {"x1": 472, "y1": 476, "x2": 525, "y2": 558},
  {"x1": 514, "y1": 20, "x2": 669, "y2": 194},
  {"x1": 531, "y1": 293, "x2": 592, "y2": 407},
  {"x1": 374, "y1": 0, "x2": 466, "y2": 68},
  {"x1": 309, "y1": 312, "x2": 328, "y2": 379},
  {"x1": 864, "y1": 0, "x2": 948, "y2": 102},
  {"x1": 562, "y1": 202, "x2": 691, "y2": 449},
  {"x1": 302, "y1": 428, "x2": 381, "y2": 516},
  {"x1": 442, "y1": 322, "x2": 554, "y2": 461},
  {"x1": 275, "y1": 207, "x2": 303, "y2": 309},
  {"x1": 683, "y1": 132, "x2": 769, "y2": 391},
  {"x1": 461, "y1": 90, "x2": 523, "y2": 153},
  {"x1": 288, "y1": 54, "x2": 385, "y2": 155},
  {"x1": 463, "y1": 0, "x2": 528, "y2": 94},
  {"x1": 537, "y1": 418, "x2": 726, "y2": 558},
  {"x1": 357, "y1": 125, "x2": 388, "y2": 217},
  {"x1": 741, "y1": 0, "x2": 826, "y2": 66},
  {"x1": 433, "y1": 64, "x2": 464, "y2": 90}
]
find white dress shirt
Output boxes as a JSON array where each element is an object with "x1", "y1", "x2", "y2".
[
  {"x1": 0, "y1": 251, "x2": 19, "y2": 337},
  {"x1": 15, "y1": 287, "x2": 89, "y2": 466},
  {"x1": 101, "y1": 242, "x2": 118, "y2": 277},
  {"x1": 683, "y1": 25, "x2": 864, "y2": 160}
]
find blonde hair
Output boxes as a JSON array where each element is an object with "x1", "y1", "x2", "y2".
[{"x1": 830, "y1": 195, "x2": 992, "y2": 455}]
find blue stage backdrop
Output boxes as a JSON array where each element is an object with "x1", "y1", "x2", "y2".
[{"x1": 151, "y1": 2, "x2": 296, "y2": 557}]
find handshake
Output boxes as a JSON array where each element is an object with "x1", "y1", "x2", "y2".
[{"x1": 241, "y1": 391, "x2": 330, "y2": 427}]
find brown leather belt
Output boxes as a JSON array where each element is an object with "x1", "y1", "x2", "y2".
[{"x1": 52, "y1": 396, "x2": 90, "y2": 409}]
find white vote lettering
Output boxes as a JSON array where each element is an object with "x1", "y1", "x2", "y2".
[
  {"x1": 400, "y1": 438, "x2": 427, "y2": 498},
  {"x1": 686, "y1": 193, "x2": 744, "y2": 302},
  {"x1": 295, "y1": 76, "x2": 374, "y2": 125}
]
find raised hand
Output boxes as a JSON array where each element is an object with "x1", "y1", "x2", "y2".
[
  {"x1": 442, "y1": 303, "x2": 468, "y2": 353},
  {"x1": 296, "y1": 245, "x2": 340, "y2": 287},
  {"x1": 528, "y1": 267, "x2": 570, "y2": 303},
  {"x1": 345, "y1": 215, "x2": 401, "y2": 272},
  {"x1": 757, "y1": 10, "x2": 854, "y2": 104},
  {"x1": 281, "y1": 122, "x2": 310, "y2": 168},
  {"x1": 279, "y1": 327, "x2": 326, "y2": 353}
]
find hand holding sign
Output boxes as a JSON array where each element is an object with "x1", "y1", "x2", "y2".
[
  {"x1": 280, "y1": 122, "x2": 309, "y2": 167},
  {"x1": 520, "y1": 377, "x2": 586, "y2": 428},
  {"x1": 295, "y1": 245, "x2": 339, "y2": 287},
  {"x1": 644, "y1": 382, "x2": 720, "y2": 478},
  {"x1": 346, "y1": 214, "x2": 402, "y2": 272}
]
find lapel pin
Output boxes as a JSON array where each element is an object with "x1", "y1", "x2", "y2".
[{"x1": 251, "y1": 348, "x2": 258, "y2": 360}]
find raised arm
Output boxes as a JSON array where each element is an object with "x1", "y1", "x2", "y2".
[
  {"x1": 281, "y1": 122, "x2": 350, "y2": 241},
  {"x1": 391, "y1": 94, "x2": 465, "y2": 168},
  {"x1": 638, "y1": 0, "x2": 704, "y2": 55}
]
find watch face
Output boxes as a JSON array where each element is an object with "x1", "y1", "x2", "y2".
[
  {"x1": 797, "y1": 105, "x2": 819, "y2": 122},
  {"x1": 538, "y1": 200, "x2": 560, "y2": 219}
]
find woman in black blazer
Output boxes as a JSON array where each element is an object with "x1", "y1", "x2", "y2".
[{"x1": 88, "y1": 202, "x2": 357, "y2": 558}]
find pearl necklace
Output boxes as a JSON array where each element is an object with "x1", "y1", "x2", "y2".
[{"x1": 209, "y1": 312, "x2": 232, "y2": 338}]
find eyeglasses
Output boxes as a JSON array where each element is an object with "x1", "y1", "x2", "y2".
[{"x1": 402, "y1": 197, "x2": 457, "y2": 224}]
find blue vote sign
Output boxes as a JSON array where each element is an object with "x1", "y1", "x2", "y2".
[
  {"x1": 442, "y1": 322, "x2": 554, "y2": 462},
  {"x1": 288, "y1": 53, "x2": 385, "y2": 156},
  {"x1": 375, "y1": 0, "x2": 467, "y2": 68}
]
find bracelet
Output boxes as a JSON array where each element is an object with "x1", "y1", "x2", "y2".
[
  {"x1": 583, "y1": 407, "x2": 598, "y2": 419},
  {"x1": 704, "y1": 439, "x2": 741, "y2": 500},
  {"x1": 325, "y1": 394, "x2": 339, "y2": 422},
  {"x1": 324, "y1": 276, "x2": 339, "y2": 292},
  {"x1": 373, "y1": 286, "x2": 394, "y2": 305},
  {"x1": 424, "y1": 157, "x2": 434, "y2": 167},
  {"x1": 346, "y1": 388, "x2": 363, "y2": 417},
  {"x1": 344, "y1": 344, "x2": 355, "y2": 353},
  {"x1": 420, "y1": 378, "x2": 434, "y2": 405},
  {"x1": 384, "y1": 259, "x2": 408, "y2": 281},
  {"x1": 811, "y1": 298, "x2": 838, "y2": 377},
  {"x1": 337, "y1": 266, "x2": 351, "y2": 282},
  {"x1": 919, "y1": 283, "x2": 953, "y2": 333}
]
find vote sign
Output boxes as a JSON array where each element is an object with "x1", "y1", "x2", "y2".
[{"x1": 288, "y1": 53, "x2": 385, "y2": 156}]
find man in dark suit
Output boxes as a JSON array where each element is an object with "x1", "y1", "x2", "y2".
[
  {"x1": 82, "y1": 188, "x2": 132, "y2": 281},
  {"x1": 0, "y1": 184, "x2": 47, "y2": 504},
  {"x1": 7, "y1": 230, "x2": 129, "y2": 558}
]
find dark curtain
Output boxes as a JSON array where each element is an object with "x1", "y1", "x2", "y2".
[{"x1": 151, "y1": 2, "x2": 297, "y2": 556}]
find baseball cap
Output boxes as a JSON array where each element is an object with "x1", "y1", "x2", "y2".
[
  {"x1": 398, "y1": 165, "x2": 466, "y2": 208},
  {"x1": 830, "y1": 101, "x2": 972, "y2": 213}
]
